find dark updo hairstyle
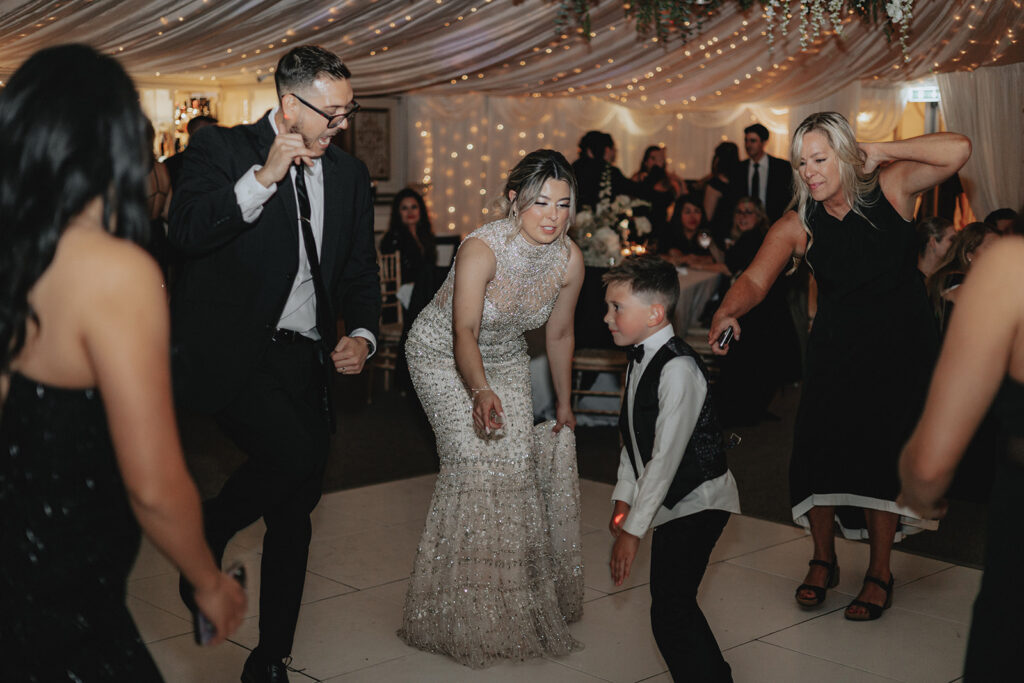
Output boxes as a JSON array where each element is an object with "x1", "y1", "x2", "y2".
[
  {"x1": 0, "y1": 44, "x2": 150, "y2": 375},
  {"x1": 388, "y1": 187, "x2": 435, "y2": 262}
]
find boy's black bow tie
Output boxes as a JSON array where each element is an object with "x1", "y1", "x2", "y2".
[{"x1": 627, "y1": 344, "x2": 645, "y2": 364}]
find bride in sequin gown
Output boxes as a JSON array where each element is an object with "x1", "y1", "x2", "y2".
[{"x1": 398, "y1": 150, "x2": 586, "y2": 668}]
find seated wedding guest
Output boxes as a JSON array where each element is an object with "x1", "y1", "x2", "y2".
[
  {"x1": 926, "y1": 221, "x2": 1000, "y2": 332},
  {"x1": 702, "y1": 141, "x2": 740, "y2": 244},
  {"x1": 0, "y1": 44, "x2": 246, "y2": 681},
  {"x1": 916, "y1": 216, "x2": 955, "y2": 279},
  {"x1": 632, "y1": 145, "x2": 685, "y2": 244},
  {"x1": 898, "y1": 232, "x2": 1024, "y2": 682},
  {"x1": 711, "y1": 198, "x2": 801, "y2": 426},
  {"x1": 379, "y1": 188, "x2": 437, "y2": 391},
  {"x1": 661, "y1": 196, "x2": 719, "y2": 267},
  {"x1": 604, "y1": 256, "x2": 739, "y2": 683},
  {"x1": 983, "y1": 207, "x2": 1018, "y2": 235}
]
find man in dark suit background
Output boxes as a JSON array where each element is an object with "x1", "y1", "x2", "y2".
[
  {"x1": 732, "y1": 123, "x2": 794, "y2": 225},
  {"x1": 168, "y1": 45, "x2": 380, "y2": 683}
]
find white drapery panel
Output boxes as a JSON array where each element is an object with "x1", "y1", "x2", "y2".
[
  {"x1": 407, "y1": 93, "x2": 796, "y2": 235},
  {"x1": 789, "y1": 81, "x2": 909, "y2": 142},
  {"x1": 0, "y1": 0, "x2": 1018, "y2": 111},
  {"x1": 937, "y1": 63, "x2": 1024, "y2": 220}
]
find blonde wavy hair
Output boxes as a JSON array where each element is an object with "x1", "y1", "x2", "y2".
[
  {"x1": 789, "y1": 112, "x2": 881, "y2": 266},
  {"x1": 494, "y1": 149, "x2": 577, "y2": 247}
]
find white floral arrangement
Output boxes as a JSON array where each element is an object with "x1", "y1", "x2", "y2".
[{"x1": 573, "y1": 193, "x2": 652, "y2": 267}]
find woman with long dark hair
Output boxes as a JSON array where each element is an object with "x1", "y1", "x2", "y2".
[
  {"x1": 710, "y1": 112, "x2": 970, "y2": 621},
  {"x1": 0, "y1": 45, "x2": 245, "y2": 680},
  {"x1": 380, "y1": 187, "x2": 437, "y2": 320}
]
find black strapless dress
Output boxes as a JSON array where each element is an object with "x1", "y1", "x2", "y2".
[
  {"x1": 791, "y1": 188, "x2": 940, "y2": 539},
  {"x1": 0, "y1": 373, "x2": 162, "y2": 681},
  {"x1": 963, "y1": 377, "x2": 1024, "y2": 681}
]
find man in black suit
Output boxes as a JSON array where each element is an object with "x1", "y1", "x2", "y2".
[
  {"x1": 732, "y1": 123, "x2": 794, "y2": 225},
  {"x1": 168, "y1": 45, "x2": 380, "y2": 683}
]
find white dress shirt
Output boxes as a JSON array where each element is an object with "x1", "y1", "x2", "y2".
[
  {"x1": 233, "y1": 107, "x2": 375, "y2": 352},
  {"x1": 747, "y1": 156, "x2": 769, "y2": 202},
  {"x1": 611, "y1": 325, "x2": 740, "y2": 538}
]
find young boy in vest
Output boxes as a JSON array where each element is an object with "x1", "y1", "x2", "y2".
[{"x1": 603, "y1": 256, "x2": 740, "y2": 683}]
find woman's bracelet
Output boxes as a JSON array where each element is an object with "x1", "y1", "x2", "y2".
[{"x1": 470, "y1": 386, "x2": 492, "y2": 397}]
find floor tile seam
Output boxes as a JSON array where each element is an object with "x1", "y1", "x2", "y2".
[
  {"x1": 540, "y1": 655, "x2": 622, "y2": 682},
  {"x1": 126, "y1": 593, "x2": 194, "y2": 624},
  {"x1": 722, "y1": 602, "x2": 847, "y2": 644},
  {"x1": 314, "y1": 653, "x2": 413, "y2": 681},
  {"x1": 302, "y1": 568, "x2": 363, "y2": 591},
  {"x1": 711, "y1": 531, "x2": 813, "y2": 564},
  {"x1": 739, "y1": 639, "x2": 905, "y2": 681}
]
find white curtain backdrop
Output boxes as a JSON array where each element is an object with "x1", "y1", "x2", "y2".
[
  {"x1": 407, "y1": 94, "x2": 794, "y2": 234},
  {"x1": 937, "y1": 63, "x2": 1024, "y2": 220}
]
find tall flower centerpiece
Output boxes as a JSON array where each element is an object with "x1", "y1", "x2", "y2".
[{"x1": 572, "y1": 164, "x2": 651, "y2": 267}]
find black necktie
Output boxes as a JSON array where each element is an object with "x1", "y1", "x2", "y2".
[
  {"x1": 750, "y1": 161, "x2": 761, "y2": 204},
  {"x1": 293, "y1": 166, "x2": 333, "y2": 347},
  {"x1": 626, "y1": 344, "x2": 645, "y2": 365}
]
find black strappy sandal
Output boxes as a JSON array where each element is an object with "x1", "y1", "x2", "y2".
[
  {"x1": 795, "y1": 556, "x2": 840, "y2": 608},
  {"x1": 844, "y1": 573, "x2": 895, "y2": 621}
]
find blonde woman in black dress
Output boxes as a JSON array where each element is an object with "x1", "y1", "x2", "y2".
[{"x1": 710, "y1": 112, "x2": 970, "y2": 621}]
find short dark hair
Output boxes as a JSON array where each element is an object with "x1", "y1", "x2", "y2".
[
  {"x1": 186, "y1": 115, "x2": 218, "y2": 136},
  {"x1": 744, "y1": 123, "x2": 770, "y2": 141},
  {"x1": 603, "y1": 255, "x2": 680, "y2": 315},
  {"x1": 579, "y1": 130, "x2": 614, "y2": 159},
  {"x1": 274, "y1": 45, "x2": 351, "y2": 97}
]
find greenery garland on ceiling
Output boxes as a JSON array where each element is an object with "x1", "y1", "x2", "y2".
[{"x1": 557, "y1": 0, "x2": 915, "y2": 61}]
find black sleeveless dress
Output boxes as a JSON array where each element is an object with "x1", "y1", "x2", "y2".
[
  {"x1": 0, "y1": 373, "x2": 163, "y2": 681},
  {"x1": 963, "y1": 377, "x2": 1024, "y2": 681},
  {"x1": 791, "y1": 187, "x2": 940, "y2": 539}
]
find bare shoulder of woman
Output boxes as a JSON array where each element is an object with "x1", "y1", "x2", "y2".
[
  {"x1": 769, "y1": 211, "x2": 807, "y2": 252},
  {"x1": 62, "y1": 230, "x2": 165, "y2": 320}
]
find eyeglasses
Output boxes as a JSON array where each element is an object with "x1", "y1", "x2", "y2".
[
  {"x1": 288, "y1": 92, "x2": 360, "y2": 128},
  {"x1": 736, "y1": 209, "x2": 757, "y2": 215}
]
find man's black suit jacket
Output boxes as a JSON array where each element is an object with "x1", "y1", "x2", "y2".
[
  {"x1": 732, "y1": 154, "x2": 794, "y2": 225},
  {"x1": 168, "y1": 113, "x2": 381, "y2": 414}
]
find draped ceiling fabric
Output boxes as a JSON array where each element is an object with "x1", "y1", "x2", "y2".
[{"x1": 0, "y1": 0, "x2": 1019, "y2": 232}]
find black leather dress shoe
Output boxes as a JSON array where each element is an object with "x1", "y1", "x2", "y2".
[{"x1": 241, "y1": 651, "x2": 290, "y2": 683}]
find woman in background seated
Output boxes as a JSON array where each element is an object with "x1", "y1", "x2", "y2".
[
  {"x1": 712, "y1": 198, "x2": 801, "y2": 426},
  {"x1": 926, "y1": 221, "x2": 1000, "y2": 332},
  {"x1": 0, "y1": 45, "x2": 246, "y2": 681},
  {"x1": 915, "y1": 216, "x2": 955, "y2": 279},
  {"x1": 661, "y1": 196, "x2": 720, "y2": 267},
  {"x1": 380, "y1": 188, "x2": 437, "y2": 322},
  {"x1": 899, "y1": 232, "x2": 1024, "y2": 681},
  {"x1": 380, "y1": 188, "x2": 437, "y2": 392}
]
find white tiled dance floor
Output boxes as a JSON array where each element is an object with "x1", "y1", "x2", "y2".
[{"x1": 127, "y1": 476, "x2": 975, "y2": 682}]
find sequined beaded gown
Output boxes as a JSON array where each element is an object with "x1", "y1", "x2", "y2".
[
  {"x1": 399, "y1": 218, "x2": 584, "y2": 668},
  {"x1": 0, "y1": 374, "x2": 162, "y2": 681}
]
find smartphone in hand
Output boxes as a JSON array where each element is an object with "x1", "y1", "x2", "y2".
[{"x1": 194, "y1": 563, "x2": 246, "y2": 646}]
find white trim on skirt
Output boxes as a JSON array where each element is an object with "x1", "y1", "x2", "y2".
[{"x1": 792, "y1": 493, "x2": 939, "y2": 542}]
